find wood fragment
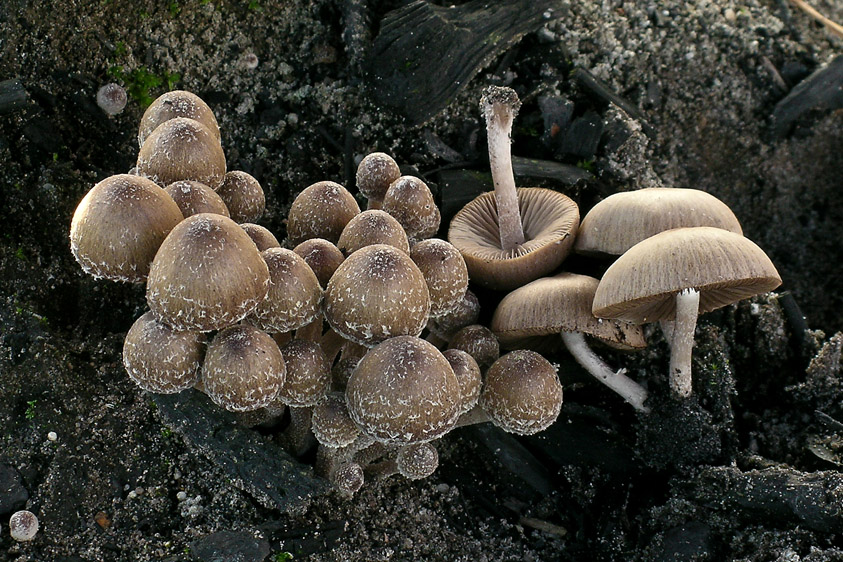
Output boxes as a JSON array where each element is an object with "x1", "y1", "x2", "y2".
[{"x1": 789, "y1": 0, "x2": 843, "y2": 39}]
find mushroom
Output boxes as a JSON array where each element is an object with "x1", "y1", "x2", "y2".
[
  {"x1": 355, "y1": 152, "x2": 401, "y2": 210},
  {"x1": 447, "y1": 86, "x2": 580, "y2": 290},
  {"x1": 312, "y1": 392, "x2": 360, "y2": 449},
  {"x1": 286, "y1": 181, "x2": 361, "y2": 246},
  {"x1": 336, "y1": 209, "x2": 410, "y2": 256},
  {"x1": 96, "y1": 83, "x2": 127, "y2": 117},
  {"x1": 442, "y1": 348, "x2": 482, "y2": 414},
  {"x1": 447, "y1": 324, "x2": 500, "y2": 370},
  {"x1": 216, "y1": 170, "x2": 265, "y2": 223},
  {"x1": 248, "y1": 247, "x2": 323, "y2": 334},
  {"x1": 364, "y1": 442, "x2": 439, "y2": 481},
  {"x1": 122, "y1": 311, "x2": 207, "y2": 394},
  {"x1": 574, "y1": 187, "x2": 744, "y2": 257},
  {"x1": 164, "y1": 180, "x2": 229, "y2": 218},
  {"x1": 137, "y1": 117, "x2": 227, "y2": 189},
  {"x1": 9, "y1": 510, "x2": 38, "y2": 542},
  {"x1": 346, "y1": 335, "x2": 461, "y2": 445},
  {"x1": 592, "y1": 226, "x2": 782, "y2": 398},
  {"x1": 323, "y1": 244, "x2": 431, "y2": 347},
  {"x1": 491, "y1": 272, "x2": 649, "y2": 412},
  {"x1": 382, "y1": 175, "x2": 441, "y2": 243},
  {"x1": 240, "y1": 223, "x2": 281, "y2": 251},
  {"x1": 293, "y1": 238, "x2": 345, "y2": 289},
  {"x1": 138, "y1": 90, "x2": 220, "y2": 147},
  {"x1": 410, "y1": 238, "x2": 469, "y2": 318},
  {"x1": 146, "y1": 213, "x2": 270, "y2": 332},
  {"x1": 70, "y1": 173, "x2": 184, "y2": 282},
  {"x1": 426, "y1": 288, "x2": 480, "y2": 342},
  {"x1": 201, "y1": 324, "x2": 286, "y2": 412}
]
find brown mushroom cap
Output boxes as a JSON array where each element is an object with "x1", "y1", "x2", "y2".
[
  {"x1": 293, "y1": 238, "x2": 345, "y2": 289},
  {"x1": 164, "y1": 180, "x2": 229, "y2": 218},
  {"x1": 324, "y1": 244, "x2": 431, "y2": 347},
  {"x1": 312, "y1": 392, "x2": 360, "y2": 448},
  {"x1": 447, "y1": 324, "x2": 500, "y2": 370},
  {"x1": 346, "y1": 336, "x2": 461, "y2": 444},
  {"x1": 146, "y1": 213, "x2": 270, "y2": 331},
  {"x1": 448, "y1": 187, "x2": 580, "y2": 291},
  {"x1": 122, "y1": 311, "x2": 207, "y2": 393},
  {"x1": 426, "y1": 288, "x2": 480, "y2": 340},
  {"x1": 356, "y1": 152, "x2": 401, "y2": 208},
  {"x1": 382, "y1": 175, "x2": 441, "y2": 242},
  {"x1": 137, "y1": 117, "x2": 227, "y2": 189},
  {"x1": 240, "y1": 223, "x2": 281, "y2": 251},
  {"x1": 276, "y1": 339, "x2": 331, "y2": 407},
  {"x1": 202, "y1": 324, "x2": 286, "y2": 412},
  {"x1": 287, "y1": 181, "x2": 361, "y2": 246},
  {"x1": 575, "y1": 187, "x2": 743, "y2": 257},
  {"x1": 491, "y1": 272, "x2": 646, "y2": 352},
  {"x1": 337, "y1": 209, "x2": 410, "y2": 256},
  {"x1": 216, "y1": 171, "x2": 265, "y2": 223},
  {"x1": 410, "y1": 238, "x2": 470, "y2": 318},
  {"x1": 138, "y1": 90, "x2": 220, "y2": 147},
  {"x1": 592, "y1": 226, "x2": 782, "y2": 323},
  {"x1": 70, "y1": 174, "x2": 184, "y2": 282},
  {"x1": 396, "y1": 442, "x2": 439, "y2": 480},
  {"x1": 480, "y1": 350, "x2": 563, "y2": 435},
  {"x1": 249, "y1": 247, "x2": 323, "y2": 333},
  {"x1": 442, "y1": 348, "x2": 482, "y2": 414}
]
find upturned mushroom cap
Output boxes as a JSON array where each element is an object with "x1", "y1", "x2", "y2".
[
  {"x1": 70, "y1": 174, "x2": 184, "y2": 282},
  {"x1": 312, "y1": 392, "x2": 360, "y2": 448},
  {"x1": 137, "y1": 117, "x2": 227, "y2": 189},
  {"x1": 447, "y1": 324, "x2": 500, "y2": 369},
  {"x1": 122, "y1": 311, "x2": 207, "y2": 393},
  {"x1": 448, "y1": 188, "x2": 580, "y2": 291},
  {"x1": 138, "y1": 90, "x2": 220, "y2": 147},
  {"x1": 480, "y1": 350, "x2": 563, "y2": 435},
  {"x1": 164, "y1": 180, "x2": 229, "y2": 218},
  {"x1": 240, "y1": 223, "x2": 281, "y2": 251},
  {"x1": 276, "y1": 339, "x2": 331, "y2": 407},
  {"x1": 575, "y1": 187, "x2": 744, "y2": 257},
  {"x1": 396, "y1": 442, "x2": 439, "y2": 480},
  {"x1": 346, "y1": 336, "x2": 461, "y2": 444},
  {"x1": 410, "y1": 238, "x2": 469, "y2": 318},
  {"x1": 337, "y1": 209, "x2": 410, "y2": 256},
  {"x1": 592, "y1": 226, "x2": 782, "y2": 323},
  {"x1": 293, "y1": 238, "x2": 345, "y2": 288},
  {"x1": 287, "y1": 181, "x2": 361, "y2": 246},
  {"x1": 202, "y1": 324, "x2": 286, "y2": 412},
  {"x1": 442, "y1": 348, "x2": 482, "y2": 414},
  {"x1": 248, "y1": 247, "x2": 323, "y2": 333},
  {"x1": 324, "y1": 244, "x2": 431, "y2": 347},
  {"x1": 356, "y1": 152, "x2": 401, "y2": 208},
  {"x1": 382, "y1": 176, "x2": 441, "y2": 242},
  {"x1": 491, "y1": 272, "x2": 646, "y2": 352},
  {"x1": 216, "y1": 171, "x2": 265, "y2": 223},
  {"x1": 147, "y1": 213, "x2": 270, "y2": 331}
]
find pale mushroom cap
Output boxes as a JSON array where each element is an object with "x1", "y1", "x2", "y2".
[
  {"x1": 70, "y1": 174, "x2": 184, "y2": 282},
  {"x1": 575, "y1": 187, "x2": 743, "y2": 256},
  {"x1": 276, "y1": 339, "x2": 331, "y2": 407},
  {"x1": 293, "y1": 238, "x2": 345, "y2": 288},
  {"x1": 249, "y1": 247, "x2": 323, "y2": 333},
  {"x1": 287, "y1": 181, "x2": 361, "y2": 246},
  {"x1": 146, "y1": 213, "x2": 270, "y2": 331},
  {"x1": 480, "y1": 350, "x2": 563, "y2": 435},
  {"x1": 410, "y1": 238, "x2": 470, "y2": 318},
  {"x1": 491, "y1": 272, "x2": 646, "y2": 351},
  {"x1": 337, "y1": 209, "x2": 410, "y2": 256},
  {"x1": 122, "y1": 311, "x2": 207, "y2": 393},
  {"x1": 356, "y1": 152, "x2": 401, "y2": 204},
  {"x1": 448, "y1": 187, "x2": 580, "y2": 291},
  {"x1": 312, "y1": 392, "x2": 360, "y2": 448},
  {"x1": 9, "y1": 510, "x2": 38, "y2": 542},
  {"x1": 164, "y1": 180, "x2": 229, "y2": 218},
  {"x1": 138, "y1": 90, "x2": 220, "y2": 147},
  {"x1": 240, "y1": 223, "x2": 281, "y2": 251},
  {"x1": 382, "y1": 175, "x2": 441, "y2": 241},
  {"x1": 202, "y1": 324, "x2": 286, "y2": 412},
  {"x1": 592, "y1": 226, "x2": 783, "y2": 323},
  {"x1": 216, "y1": 170, "x2": 265, "y2": 223},
  {"x1": 324, "y1": 244, "x2": 431, "y2": 347},
  {"x1": 346, "y1": 336, "x2": 461, "y2": 444},
  {"x1": 137, "y1": 117, "x2": 227, "y2": 189}
]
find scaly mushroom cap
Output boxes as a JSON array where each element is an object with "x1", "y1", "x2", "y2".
[
  {"x1": 147, "y1": 213, "x2": 270, "y2": 331},
  {"x1": 442, "y1": 348, "x2": 482, "y2": 414},
  {"x1": 122, "y1": 311, "x2": 206, "y2": 393},
  {"x1": 216, "y1": 171, "x2": 265, "y2": 223},
  {"x1": 70, "y1": 174, "x2": 184, "y2": 282},
  {"x1": 396, "y1": 442, "x2": 439, "y2": 480},
  {"x1": 312, "y1": 392, "x2": 360, "y2": 448},
  {"x1": 287, "y1": 181, "x2": 361, "y2": 246},
  {"x1": 448, "y1": 188, "x2": 580, "y2": 291},
  {"x1": 164, "y1": 180, "x2": 229, "y2": 218},
  {"x1": 592, "y1": 226, "x2": 783, "y2": 323},
  {"x1": 202, "y1": 324, "x2": 285, "y2": 412},
  {"x1": 240, "y1": 223, "x2": 281, "y2": 251},
  {"x1": 138, "y1": 90, "x2": 220, "y2": 147},
  {"x1": 337, "y1": 209, "x2": 410, "y2": 256},
  {"x1": 480, "y1": 350, "x2": 563, "y2": 435},
  {"x1": 382, "y1": 176, "x2": 441, "y2": 242},
  {"x1": 426, "y1": 288, "x2": 480, "y2": 340},
  {"x1": 137, "y1": 117, "x2": 227, "y2": 189},
  {"x1": 249, "y1": 248, "x2": 323, "y2": 333},
  {"x1": 356, "y1": 152, "x2": 401, "y2": 207},
  {"x1": 575, "y1": 187, "x2": 743, "y2": 257},
  {"x1": 447, "y1": 324, "x2": 500, "y2": 369},
  {"x1": 293, "y1": 238, "x2": 345, "y2": 289},
  {"x1": 324, "y1": 244, "x2": 431, "y2": 347},
  {"x1": 491, "y1": 272, "x2": 646, "y2": 352},
  {"x1": 410, "y1": 238, "x2": 469, "y2": 318},
  {"x1": 276, "y1": 339, "x2": 331, "y2": 407},
  {"x1": 346, "y1": 336, "x2": 461, "y2": 445}
]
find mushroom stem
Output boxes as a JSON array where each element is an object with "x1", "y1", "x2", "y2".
[
  {"x1": 481, "y1": 87, "x2": 525, "y2": 252},
  {"x1": 669, "y1": 288, "x2": 700, "y2": 398},
  {"x1": 560, "y1": 331, "x2": 650, "y2": 413},
  {"x1": 453, "y1": 404, "x2": 492, "y2": 428},
  {"x1": 281, "y1": 405, "x2": 316, "y2": 457}
]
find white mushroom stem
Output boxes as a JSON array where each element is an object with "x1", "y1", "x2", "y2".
[
  {"x1": 482, "y1": 88, "x2": 525, "y2": 251},
  {"x1": 670, "y1": 288, "x2": 700, "y2": 398},
  {"x1": 560, "y1": 331, "x2": 650, "y2": 413}
]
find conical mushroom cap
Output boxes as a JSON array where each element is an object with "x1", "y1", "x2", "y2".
[
  {"x1": 147, "y1": 213, "x2": 270, "y2": 331},
  {"x1": 592, "y1": 226, "x2": 782, "y2": 323},
  {"x1": 137, "y1": 117, "x2": 226, "y2": 189},
  {"x1": 138, "y1": 90, "x2": 220, "y2": 147},
  {"x1": 491, "y1": 272, "x2": 646, "y2": 352},
  {"x1": 287, "y1": 181, "x2": 361, "y2": 246},
  {"x1": 575, "y1": 187, "x2": 743, "y2": 257},
  {"x1": 448, "y1": 187, "x2": 579, "y2": 291},
  {"x1": 248, "y1": 247, "x2": 323, "y2": 333}
]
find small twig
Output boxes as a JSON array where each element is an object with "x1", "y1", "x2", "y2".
[{"x1": 790, "y1": 0, "x2": 843, "y2": 39}]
